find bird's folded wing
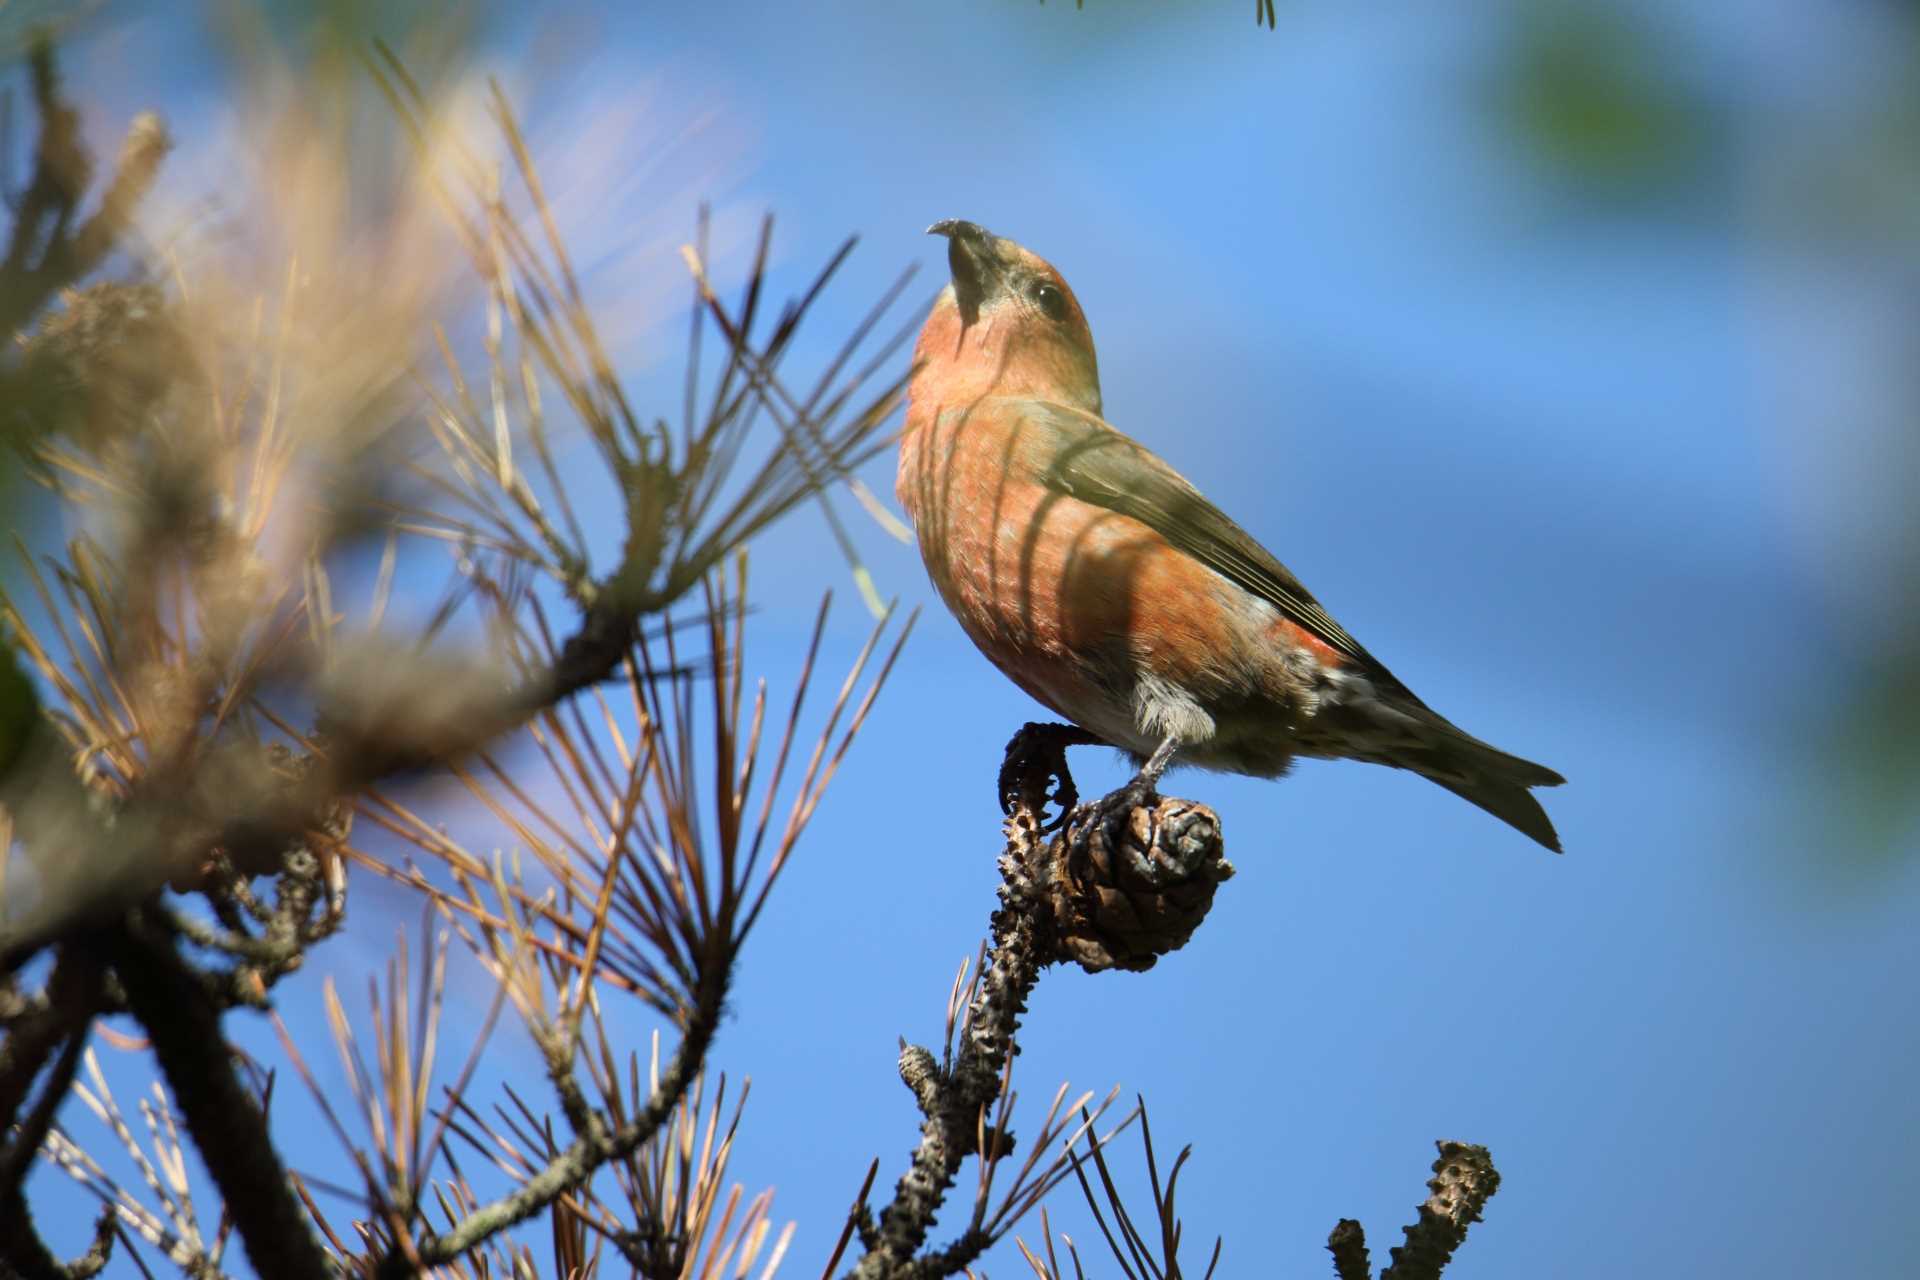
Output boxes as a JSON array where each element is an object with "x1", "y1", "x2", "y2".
[{"x1": 1002, "y1": 397, "x2": 1418, "y2": 701}]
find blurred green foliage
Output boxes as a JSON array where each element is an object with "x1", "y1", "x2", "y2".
[
  {"x1": 1824, "y1": 656, "x2": 1920, "y2": 868},
  {"x1": 1790, "y1": 22, "x2": 1920, "y2": 871},
  {"x1": 1490, "y1": 1, "x2": 1920, "y2": 873},
  {"x1": 1497, "y1": 0, "x2": 1710, "y2": 198}
]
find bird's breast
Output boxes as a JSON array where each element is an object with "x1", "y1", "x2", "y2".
[{"x1": 896, "y1": 400, "x2": 1288, "y2": 748}]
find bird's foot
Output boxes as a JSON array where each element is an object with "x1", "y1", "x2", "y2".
[
  {"x1": 999, "y1": 722, "x2": 1104, "y2": 832},
  {"x1": 1077, "y1": 732, "x2": 1176, "y2": 832},
  {"x1": 1083, "y1": 769, "x2": 1159, "y2": 837}
]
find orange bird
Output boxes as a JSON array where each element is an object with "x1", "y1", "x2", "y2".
[{"x1": 897, "y1": 219, "x2": 1565, "y2": 850}]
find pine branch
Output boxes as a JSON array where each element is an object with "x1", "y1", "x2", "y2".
[
  {"x1": 96, "y1": 913, "x2": 331, "y2": 1280},
  {"x1": 850, "y1": 729, "x2": 1231, "y2": 1280}
]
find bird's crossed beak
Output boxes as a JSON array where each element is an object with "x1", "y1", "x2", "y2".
[{"x1": 928, "y1": 218, "x2": 1007, "y2": 324}]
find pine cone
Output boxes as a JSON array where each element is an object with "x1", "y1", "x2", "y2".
[{"x1": 1049, "y1": 795, "x2": 1233, "y2": 973}]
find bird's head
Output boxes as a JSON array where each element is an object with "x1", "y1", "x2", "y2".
[{"x1": 911, "y1": 220, "x2": 1101, "y2": 416}]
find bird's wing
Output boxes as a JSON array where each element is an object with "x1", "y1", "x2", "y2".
[{"x1": 1003, "y1": 397, "x2": 1419, "y2": 700}]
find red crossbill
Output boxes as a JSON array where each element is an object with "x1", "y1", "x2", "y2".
[{"x1": 897, "y1": 219, "x2": 1564, "y2": 850}]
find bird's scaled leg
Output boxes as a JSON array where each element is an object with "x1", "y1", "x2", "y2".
[
  {"x1": 1084, "y1": 732, "x2": 1181, "y2": 830},
  {"x1": 1137, "y1": 734, "x2": 1179, "y2": 790},
  {"x1": 999, "y1": 722, "x2": 1105, "y2": 830}
]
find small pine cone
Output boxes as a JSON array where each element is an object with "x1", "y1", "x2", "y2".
[{"x1": 1049, "y1": 795, "x2": 1233, "y2": 973}]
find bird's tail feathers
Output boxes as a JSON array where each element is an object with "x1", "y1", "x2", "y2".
[
  {"x1": 1339, "y1": 703, "x2": 1563, "y2": 851},
  {"x1": 1422, "y1": 770, "x2": 1562, "y2": 852},
  {"x1": 1409, "y1": 716, "x2": 1564, "y2": 852}
]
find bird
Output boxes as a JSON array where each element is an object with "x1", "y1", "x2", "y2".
[{"x1": 895, "y1": 219, "x2": 1565, "y2": 850}]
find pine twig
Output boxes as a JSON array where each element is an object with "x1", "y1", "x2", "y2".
[{"x1": 1379, "y1": 1143, "x2": 1501, "y2": 1280}]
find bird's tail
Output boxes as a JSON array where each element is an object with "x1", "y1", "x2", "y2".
[
  {"x1": 1406, "y1": 717, "x2": 1565, "y2": 852},
  {"x1": 1309, "y1": 689, "x2": 1566, "y2": 849}
]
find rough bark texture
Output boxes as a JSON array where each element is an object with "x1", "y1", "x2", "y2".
[
  {"x1": 1329, "y1": 1218, "x2": 1374, "y2": 1280},
  {"x1": 1380, "y1": 1142, "x2": 1502, "y2": 1280}
]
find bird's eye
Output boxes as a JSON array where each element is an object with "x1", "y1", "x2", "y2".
[{"x1": 1033, "y1": 282, "x2": 1069, "y2": 321}]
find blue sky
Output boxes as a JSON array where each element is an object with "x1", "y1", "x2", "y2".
[{"x1": 21, "y1": 2, "x2": 1920, "y2": 1276}]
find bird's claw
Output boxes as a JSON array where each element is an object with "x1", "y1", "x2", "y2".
[
  {"x1": 999, "y1": 722, "x2": 1101, "y2": 832},
  {"x1": 1085, "y1": 772, "x2": 1158, "y2": 835}
]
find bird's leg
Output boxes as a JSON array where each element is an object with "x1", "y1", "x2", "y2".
[
  {"x1": 1137, "y1": 733, "x2": 1179, "y2": 790},
  {"x1": 1083, "y1": 732, "x2": 1181, "y2": 832},
  {"x1": 999, "y1": 722, "x2": 1105, "y2": 831}
]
